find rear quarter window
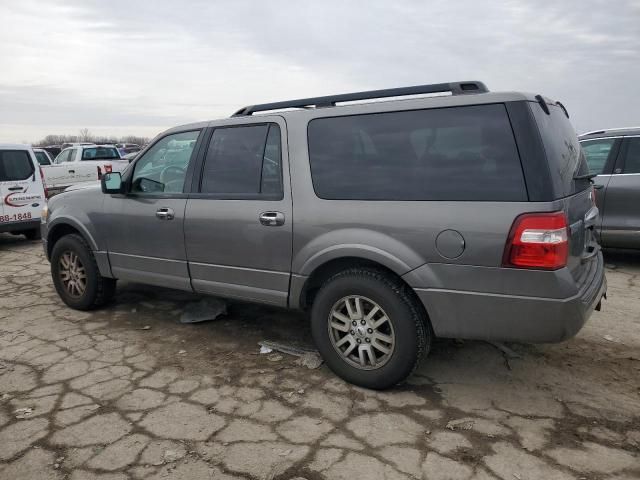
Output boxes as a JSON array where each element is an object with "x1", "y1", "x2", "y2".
[
  {"x1": 307, "y1": 104, "x2": 527, "y2": 201},
  {"x1": 530, "y1": 104, "x2": 590, "y2": 197},
  {"x1": 0, "y1": 150, "x2": 35, "y2": 181}
]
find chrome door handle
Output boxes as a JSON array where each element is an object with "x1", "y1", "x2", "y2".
[
  {"x1": 156, "y1": 207, "x2": 175, "y2": 220},
  {"x1": 259, "y1": 211, "x2": 285, "y2": 226}
]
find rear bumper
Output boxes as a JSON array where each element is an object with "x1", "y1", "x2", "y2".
[
  {"x1": 0, "y1": 220, "x2": 40, "y2": 234},
  {"x1": 411, "y1": 254, "x2": 607, "y2": 343}
]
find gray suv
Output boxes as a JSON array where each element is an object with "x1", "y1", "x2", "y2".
[
  {"x1": 42, "y1": 81, "x2": 607, "y2": 389},
  {"x1": 579, "y1": 127, "x2": 640, "y2": 249}
]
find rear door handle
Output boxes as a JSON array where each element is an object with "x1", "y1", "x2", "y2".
[
  {"x1": 259, "y1": 211, "x2": 285, "y2": 226},
  {"x1": 7, "y1": 186, "x2": 22, "y2": 191},
  {"x1": 156, "y1": 207, "x2": 175, "y2": 220},
  {"x1": 68, "y1": 169, "x2": 75, "y2": 174}
]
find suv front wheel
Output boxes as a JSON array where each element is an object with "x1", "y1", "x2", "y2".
[
  {"x1": 51, "y1": 234, "x2": 116, "y2": 310},
  {"x1": 311, "y1": 268, "x2": 431, "y2": 389}
]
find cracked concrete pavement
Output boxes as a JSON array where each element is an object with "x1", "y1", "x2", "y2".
[{"x1": 0, "y1": 235, "x2": 639, "y2": 480}]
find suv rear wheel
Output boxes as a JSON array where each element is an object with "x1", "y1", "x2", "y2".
[
  {"x1": 311, "y1": 268, "x2": 431, "y2": 389},
  {"x1": 51, "y1": 234, "x2": 116, "y2": 310}
]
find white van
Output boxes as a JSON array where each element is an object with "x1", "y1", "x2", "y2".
[{"x1": 0, "y1": 144, "x2": 47, "y2": 240}]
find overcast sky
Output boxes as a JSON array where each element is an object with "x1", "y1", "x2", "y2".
[{"x1": 1, "y1": 0, "x2": 639, "y2": 143}]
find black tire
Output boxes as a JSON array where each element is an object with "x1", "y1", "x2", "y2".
[
  {"x1": 23, "y1": 228, "x2": 41, "y2": 240},
  {"x1": 50, "y1": 234, "x2": 116, "y2": 310},
  {"x1": 311, "y1": 268, "x2": 431, "y2": 390}
]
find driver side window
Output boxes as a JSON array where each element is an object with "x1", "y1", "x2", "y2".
[{"x1": 131, "y1": 130, "x2": 200, "y2": 194}]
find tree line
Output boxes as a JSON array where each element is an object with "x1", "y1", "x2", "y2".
[{"x1": 34, "y1": 129, "x2": 150, "y2": 147}]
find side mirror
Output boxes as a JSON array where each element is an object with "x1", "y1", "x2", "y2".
[{"x1": 101, "y1": 172, "x2": 123, "y2": 194}]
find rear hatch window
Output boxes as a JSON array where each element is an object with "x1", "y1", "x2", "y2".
[
  {"x1": 530, "y1": 103, "x2": 591, "y2": 198},
  {"x1": 0, "y1": 150, "x2": 35, "y2": 181}
]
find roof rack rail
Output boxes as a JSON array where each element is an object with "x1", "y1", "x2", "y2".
[
  {"x1": 232, "y1": 80, "x2": 488, "y2": 117},
  {"x1": 581, "y1": 126, "x2": 640, "y2": 136}
]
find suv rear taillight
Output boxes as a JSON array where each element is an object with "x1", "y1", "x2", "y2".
[
  {"x1": 503, "y1": 212, "x2": 568, "y2": 270},
  {"x1": 104, "y1": 164, "x2": 112, "y2": 174}
]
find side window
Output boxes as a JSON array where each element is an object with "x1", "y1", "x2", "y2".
[
  {"x1": 307, "y1": 104, "x2": 526, "y2": 201},
  {"x1": 201, "y1": 123, "x2": 282, "y2": 196},
  {"x1": 622, "y1": 138, "x2": 640, "y2": 174},
  {"x1": 131, "y1": 130, "x2": 200, "y2": 194},
  {"x1": 581, "y1": 138, "x2": 616, "y2": 174},
  {"x1": 261, "y1": 125, "x2": 282, "y2": 195},
  {"x1": 55, "y1": 149, "x2": 71, "y2": 164}
]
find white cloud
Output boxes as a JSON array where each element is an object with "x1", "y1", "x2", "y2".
[{"x1": 0, "y1": 0, "x2": 638, "y2": 141}]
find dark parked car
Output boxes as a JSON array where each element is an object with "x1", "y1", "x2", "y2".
[
  {"x1": 42, "y1": 81, "x2": 606, "y2": 389},
  {"x1": 41, "y1": 145, "x2": 61, "y2": 159},
  {"x1": 579, "y1": 127, "x2": 640, "y2": 249}
]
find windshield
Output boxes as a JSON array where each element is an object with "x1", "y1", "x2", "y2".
[
  {"x1": 82, "y1": 147, "x2": 120, "y2": 160},
  {"x1": 34, "y1": 150, "x2": 51, "y2": 165}
]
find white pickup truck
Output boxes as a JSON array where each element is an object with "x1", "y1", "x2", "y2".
[{"x1": 43, "y1": 144, "x2": 129, "y2": 196}]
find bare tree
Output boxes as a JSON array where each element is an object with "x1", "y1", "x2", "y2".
[
  {"x1": 79, "y1": 128, "x2": 92, "y2": 143},
  {"x1": 33, "y1": 132, "x2": 150, "y2": 147}
]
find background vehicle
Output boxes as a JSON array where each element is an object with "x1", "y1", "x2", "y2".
[
  {"x1": 116, "y1": 143, "x2": 141, "y2": 157},
  {"x1": 121, "y1": 151, "x2": 139, "y2": 163},
  {"x1": 33, "y1": 148, "x2": 53, "y2": 166},
  {"x1": 41, "y1": 145, "x2": 61, "y2": 159},
  {"x1": 43, "y1": 144, "x2": 128, "y2": 196},
  {"x1": 42, "y1": 82, "x2": 606, "y2": 389},
  {"x1": 579, "y1": 127, "x2": 640, "y2": 249},
  {"x1": 0, "y1": 144, "x2": 46, "y2": 240},
  {"x1": 60, "y1": 142, "x2": 94, "y2": 150}
]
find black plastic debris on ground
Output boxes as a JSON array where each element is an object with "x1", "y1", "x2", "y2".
[{"x1": 180, "y1": 297, "x2": 227, "y2": 324}]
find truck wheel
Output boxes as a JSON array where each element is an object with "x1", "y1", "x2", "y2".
[
  {"x1": 310, "y1": 268, "x2": 431, "y2": 389},
  {"x1": 23, "y1": 228, "x2": 41, "y2": 240},
  {"x1": 51, "y1": 234, "x2": 116, "y2": 310}
]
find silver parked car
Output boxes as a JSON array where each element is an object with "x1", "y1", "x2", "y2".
[
  {"x1": 42, "y1": 81, "x2": 606, "y2": 389},
  {"x1": 579, "y1": 127, "x2": 640, "y2": 249}
]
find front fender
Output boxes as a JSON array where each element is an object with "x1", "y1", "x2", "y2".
[{"x1": 47, "y1": 216, "x2": 100, "y2": 252}]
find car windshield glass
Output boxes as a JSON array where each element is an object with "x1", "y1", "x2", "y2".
[
  {"x1": 34, "y1": 151, "x2": 50, "y2": 165},
  {"x1": 82, "y1": 147, "x2": 119, "y2": 160},
  {"x1": 0, "y1": 150, "x2": 35, "y2": 181}
]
